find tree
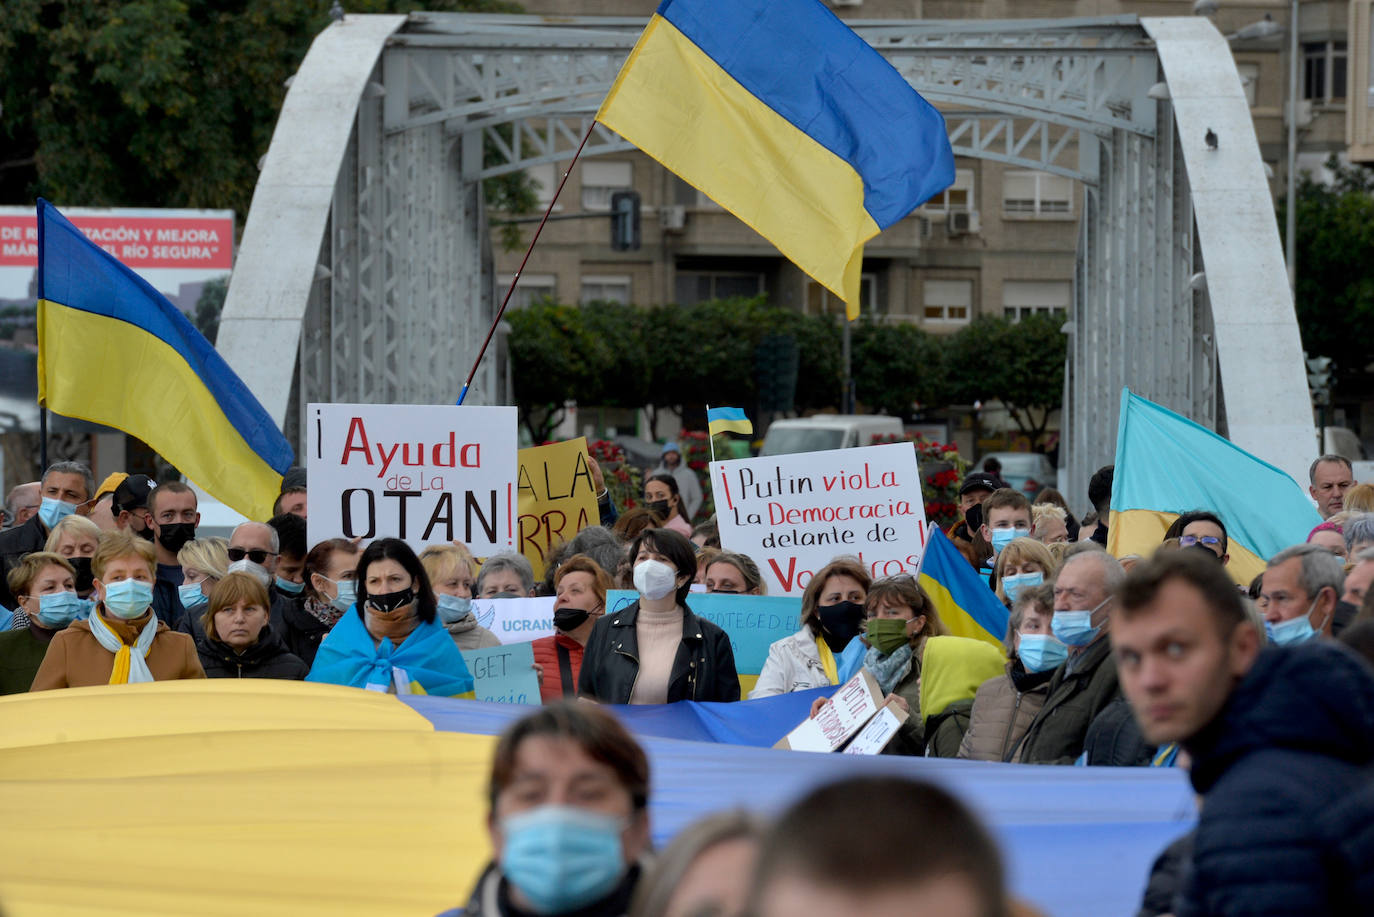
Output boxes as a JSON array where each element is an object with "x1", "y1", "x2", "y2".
[
  {"x1": 194, "y1": 276, "x2": 228, "y2": 344},
  {"x1": 943, "y1": 313, "x2": 1066, "y2": 448},
  {"x1": 506, "y1": 300, "x2": 614, "y2": 442},
  {"x1": 850, "y1": 319, "x2": 946, "y2": 417}
]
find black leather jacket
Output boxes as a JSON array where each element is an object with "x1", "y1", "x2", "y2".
[{"x1": 577, "y1": 600, "x2": 739, "y2": 704}]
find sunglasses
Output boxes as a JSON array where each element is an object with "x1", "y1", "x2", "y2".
[
  {"x1": 1179, "y1": 535, "x2": 1221, "y2": 548},
  {"x1": 228, "y1": 547, "x2": 276, "y2": 564}
]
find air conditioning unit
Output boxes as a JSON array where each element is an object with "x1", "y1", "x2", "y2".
[
  {"x1": 659, "y1": 205, "x2": 686, "y2": 231},
  {"x1": 947, "y1": 210, "x2": 981, "y2": 236}
]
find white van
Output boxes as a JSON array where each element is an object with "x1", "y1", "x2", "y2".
[{"x1": 760, "y1": 415, "x2": 904, "y2": 456}]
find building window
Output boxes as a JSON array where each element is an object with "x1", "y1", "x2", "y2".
[
  {"x1": 920, "y1": 168, "x2": 974, "y2": 212},
  {"x1": 1236, "y1": 62, "x2": 1259, "y2": 108},
  {"x1": 674, "y1": 271, "x2": 764, "y2": 305},
  {"x1": 1303, "y1": 41, "x2": 1348, "y2": 103},
  {"x1": 1003, "y1": 171, "x2": 1074, "y2": 216},
  {"x1": 525, "y1": 163, "x2": 560, "y2": 210},
  {"x1": 922, "y1": 279, "x2": 972, "y2": 324},
  {"x1": 580, "y1": 275, "x2": 632, "y2": 305},
  {"x1": 1003, "y1": 280, "x2": 1070, "y2": 321},
  {"x1": 497, "y1": 273, "x2": 557, "y2": 308},
  {"x1": 581, "y1": 161, "x2": 633, "y2": 211},
  {"x1": 806, "y1": 275, "x2": 877, "y2": 316}
]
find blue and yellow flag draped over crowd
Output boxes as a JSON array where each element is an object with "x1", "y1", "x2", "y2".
[
  {"x1": 918, "y1": 527, "x2": 1010, "y2": 650},
  {"x1": 36, "y1": 200, "x2": 293, "y2": 521},
  {"x1": 1109, "y1": 388, "x2": 1322, "y2": 584},
  {"x1": 596, "y1": 0, "x2": 955, "y2": 319}
]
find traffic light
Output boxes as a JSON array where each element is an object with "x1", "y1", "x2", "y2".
[
  {"x1": 1306, "y1": 355, "x2": 1334, "y2": 406},
  {"x1": 610, "y1": 190, "x2": 641, "y2": 251}
]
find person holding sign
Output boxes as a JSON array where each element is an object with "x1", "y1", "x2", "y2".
[
  {"x1": 532, "y1": 555, "x2": 613, "y2": 703},
  {"x1": 643, "y1": 474, "x2": 693, "y2": 538},
  {"x1": 420, "y1": 544, "x2": 500, "y2": 651},
  {"x1": 306, "y1": 538, "x2": 474, "y2": 696},
  {"x1": 578, "y1": 529, "x2": 738, "y2": 704},
  {"x1": 749, "y1": 558, "x2": 871, "y2": 699}
]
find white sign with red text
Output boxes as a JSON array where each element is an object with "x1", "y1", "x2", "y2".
[
  {"x1": 711, "y1": 442, "x2": 928, "y2": 596},
  {"x1": 307, "y1": 403, "x2": 518, "y2": 555}
]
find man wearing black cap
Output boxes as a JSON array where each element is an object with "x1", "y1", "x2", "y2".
[
  {"x1": 950, "y1": 471, "x2": 999, "y2": 571},
  {"x1": 112, "y1": 474, "x2": 157, "y2": 541}
]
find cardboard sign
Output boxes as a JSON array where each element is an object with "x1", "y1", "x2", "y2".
[
  {"x1": 606, "y1": 590, "x2": 799, "y2": 677},
  {"x1": 459, "y1": 642, "x2": 541, "y2": 705},
  {"x1": 842, "y1": 702, "x2": 909, "y2": 755},
  {"x1": 474, "y1": 596, "x2": 557, "y2": 643},
  {"x1": 307, "y1": 403, "x2": 518, "y2": 555},
  {"x1": 775, "y1": 669, "x2": 884, "y2": 753},
  {"x1": 711, "y1": 442, "x2": 929, "y2": 595},
  {"x1": 517, "y1": 438, "x2": 600, "y2": 579}
]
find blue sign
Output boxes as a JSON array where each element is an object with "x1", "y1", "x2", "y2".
[
  {"x1": 606, "y1": 590, "x2": 801, "y2": 676},
  {"x1": 459, "y1": 642, "x2": 540, "y2": 705}
]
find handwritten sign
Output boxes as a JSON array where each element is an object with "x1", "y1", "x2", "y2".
[
  {"x1": 459, "y1": 642, "x2": 540, "y2": 704},
  {"x1": 307, "y1": 403, "x2": 517, "y2": 555},
  {"x1": 475, "y1": 595, "x2": 557, "y2": 643},
  {"x1": 517, "y1": 438, "x2": 600, "y2": 579},
  {"x1": 842, "y1": 702, "x2": 909, "y2": 755},
  {"x1": 606, "y1": 590, "x2": 799, "y2": 677},
  {"x1": 710, "y1": 442, "x2": 928, "y2": 596},
  {"x1": 775, "y1": 669, "x2": 884, "y2": 753}
]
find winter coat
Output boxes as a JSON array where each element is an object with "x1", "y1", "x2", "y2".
[
  {"x1": 750, "y1": 628, "x2": 832, "y2": 698},
  {"x1": 445, "y1": 614, "x2": 501, "y2": 651},
  {"x1": 957, "y1": 660, "x2": 1053, "y2": 762},
  {"x1": 578, "y1": 600, "x2": 739, "y2": 704},
  {"x1": 0, "y1": 622, "x2": 56, "y2": 695},
  {"x1": 1083, "y1": 695, "x2": 1154, "y2": 766},
  {"x1": 1138, "y1": 831, "x2": 1194, "y2": 917},
  {"x1": 918, "y1": 636, "x2": 1007, "y2": 758},
  {"x1": 151, "y1": 563, "x2": 186, "y2": 629},
  {"x1": 29, "y1": 611, "x2": 205, "y2": 689},
  {"x1": 196, "y1": 625, "x2": 309, "y2": 679},
  {"x1": 1012, "y1": 633, "x2": 1119, "y2": 764},
  {"x1": 271, "y1": 596, "x2": 334, "y2": 668},
  {"x1": 532, "y1": 632, "x2": 586, "y2": 703},
  {"x1": 446, "y1": 861, "x2": 642, "y2": 917},
  {"x1": 1177, "y1": 643, "x2": 1374, "y2": 917},
  {"x1": 0, "y1": 515, "x2": 47, "y2": 610}
]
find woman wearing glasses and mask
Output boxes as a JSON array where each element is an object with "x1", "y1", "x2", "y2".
[
  {"x1": 306, "y1": 538, "x2": 474, "y2": 696},
  {"x1": 750, "y1": 557, "x2": 871, "y2": 698}
]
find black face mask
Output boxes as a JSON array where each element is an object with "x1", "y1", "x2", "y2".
[
  {"x1": 963, "y1": 503, "x2": 983, "y2": 533},
  {"x1": 69, "y1": 556, "x2": 94, "y2": 594},
  {"x1": 1333, "y1": 599, "x2": 1360, "y2": 632},
  {"x1": 131, "y1": 518, "x2": 155, "y2": 542},
  {"x1": 156, "y1": 522, "x2": 197, "y2": 554},
  {"x1": 647, "y1": 499, "x2": 671, "y2": 518},
  {"x1": 1186, "y1": 542, "x2": 1224, "y2": 563},
  {"x1": 554, "y1": 608, "x2": 591, "y2": 632},
  {"x1": 816, "y1": 601, "x2": 865, "y2": 652},
  {"x1": 366, "y1": 587, "x2": 414, "y2": 614}
]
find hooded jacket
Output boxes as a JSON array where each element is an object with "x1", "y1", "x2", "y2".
[
  {"x1": 196, "y1": 625, "x2": 309, "y2": 680},
  {"x1": 918, "y1": 635, "x2": 1008, "y2": 757},
  {"x1": 1177, "y1": 643, "x2": 1374, "y2": 917}
]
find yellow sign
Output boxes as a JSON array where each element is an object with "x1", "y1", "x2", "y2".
[{"x1": 517, "y1": 437, "x2": 600, "y2": 578}]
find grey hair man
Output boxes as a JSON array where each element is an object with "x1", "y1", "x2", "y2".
[{"x1": 1261, "y1": 543, "x2": 1344, "y2": 645}]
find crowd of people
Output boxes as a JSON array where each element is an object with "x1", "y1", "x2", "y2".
[{"x1": 3, "y1": 444, "x2": 1373, "y2": 915}]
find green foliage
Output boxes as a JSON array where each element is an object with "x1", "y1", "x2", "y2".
[
  {"x1": 851, "y1": 318, "x2": 945, "y2": 415},
  {"x1": 1278, "y1": 158, "x2": 1374, "y2": 394},
  {"x1": 506, "y1": 300, "x2": 614, "y2": 443},
  {"x1": 943, "y1": 313, "x2": 1066, "y2": 447},
  {"x1": 193, "y1": 276, "x2": 228, "y2": 344}
]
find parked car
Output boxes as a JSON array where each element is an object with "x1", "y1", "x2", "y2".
[
  {"x1": 760, "y1": 415, "x2": 904, "y2": 456},
  {"x1": 981, "y1": 451, "x2": 1056, "y2": 498}
]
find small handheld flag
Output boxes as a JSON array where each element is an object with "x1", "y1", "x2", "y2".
[{"x1": 707, "y1": 406, "x2": 753, "y2": 437}]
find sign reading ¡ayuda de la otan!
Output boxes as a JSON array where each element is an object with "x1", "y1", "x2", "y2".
[
  {"x1": 307, "y1": 403, "x2": 519, "y2": 555},
  {"x1": 710, "y1": 441, "x2": 929, "y2": 596}
]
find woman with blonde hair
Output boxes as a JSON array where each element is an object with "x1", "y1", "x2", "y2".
[
  {"x1": 175, "y1": 537, "x2": 229, "y2": 625},
  {"x1": 44, "y1": 514, "x2": 101, "y2": 599},
  {"x1": 420, "y1": 543, "x2": 500, "y2": 650},
  {"x1": 992, "y1": 536, "x2": 1057, "y2": 607}
]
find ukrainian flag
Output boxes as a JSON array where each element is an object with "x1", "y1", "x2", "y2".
[
  {"x1": 707, "y1": 406, "x2": 753, "y2": 437},
  {"x1": 596, "y1": 0, "x2": 954, "y2": 320},
  {"x1": 918, "y1": 526, "x2": 1009, "y2": 650},
  {"x1": 1109, "y1": 388, "x2": 1321, "y2": 585},
  {"x1": 36, "y1": 200, "x2": 293, "y2": 521}
]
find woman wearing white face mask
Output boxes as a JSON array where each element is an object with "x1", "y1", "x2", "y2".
[
  {"x1": 420, "y1": 543, "x2": 500, "y2": 650},
  {"x1": 280, "y1": 538, "x2": 361, "y2": 669},
  {"x1": 578, "y1": 529, "x2": 738, "y2": 704},
  {"x1": 30, "y1": 532, "x2": 205, "y2": 689}
]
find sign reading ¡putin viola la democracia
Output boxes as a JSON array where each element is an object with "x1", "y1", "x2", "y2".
[
  {"x1": 307, "y1": 403, "x2": 518, "y2": 555},
  {"x1": 710, "y1": 442, "x2": 929, "y2": 596}
]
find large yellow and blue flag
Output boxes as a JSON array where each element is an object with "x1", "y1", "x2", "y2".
[
  {"x1": 597, "y1": 0, "x2": 954, "y2": 320},
  {"x1": 707, "y1": 406, "x2": 753, "y2": 437},
  {"x1": 36, "y1": 199, "x2": 293, "y2": 521},
  {"x1": 1108, "y1": 388, "x2": 1321, "y2": 584},
  {"x1": 918, "y1": 526, "x2": 1009, "y2": 651}
]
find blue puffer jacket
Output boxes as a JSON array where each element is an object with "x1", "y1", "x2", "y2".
[{"x1": 1178, "y1": 642, "x2": 1374, "y2": 917}]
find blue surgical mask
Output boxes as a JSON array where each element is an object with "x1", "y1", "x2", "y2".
[
  {"x1": 500, "y1": 805, "x2": 627, "y2": 914},
  {"x1": 1002, "y1": 571, "x2": 1044, "y2": 603},
  {"x1": 102, "y1": 578, "x2": 154, "y2": 620},
  {"x1": 1018, "y1": 632, "x2": 1068, "y2": 673},
  {"x1": 990, "y1": 527, "x2": 1030, "y2": 555},
  {"x1": 179, "y1": 583, "x2": 209, "y2": 611},
  {"x1": 326, "y1": 577, "x2": 356, "y2": 614},
  {"x1": 1051, "y1": 596, "x2": 1110, "y2": 647},
  {"x1": 274, "y1": 576, "x2": 304, "y2": 596},
  {"x1": 436, "y1": 593, "x2": 472, "y2": 624},
  {"x1": 1268, "y1": 599, "x2": 1326, "y2": 646},
  {"x1": 35, "y1": 590, "x2": 87, "y2": 628},
  {"x1": 38, "y1": 496, "x2": 77, "y2": 529}
]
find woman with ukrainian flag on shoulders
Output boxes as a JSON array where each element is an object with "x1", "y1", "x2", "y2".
[{"x1": 306, "y1": 538, "x2": 473, "y2": 696}]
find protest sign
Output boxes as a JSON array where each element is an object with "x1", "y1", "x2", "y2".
[
  {"x1": 459, "y1": 642, "x2": 540, "y2": 705},
  {"x1": 711, "y1": 442, "x2": 929, "y2": 595},
  {"x1": 606, "y1": 590, "x2": 799, "y2": 678},
  {"x1": 842, "y1": 702, "x2": 909, "y2": 755},
  {"x1": 775, "y1": 669, "x2": 884, "y2": 753},
  {"x1": 517, "y1": 438, "x2": 600, "y2": 579},
  {"x1": 474, "y1": 596, "x2": 557, "y2": 643},
  {"x1": 307, "y1": 403, "x2": 517, "y2": 555}
]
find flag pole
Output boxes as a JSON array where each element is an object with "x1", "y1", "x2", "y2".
[
  {"x1": 456, "y1": 120, "x2": 598, "y2": 406},
  {"x1": 39, "y1": 406, "x2": 47, "y2": 470},
  {"x1": 706, "y1": 404, "x2": 716, "y2": 464}
]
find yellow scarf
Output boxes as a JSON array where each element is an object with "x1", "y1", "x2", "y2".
[{"x1": 816, "y1": 636, "x2": 839, "y2": 686}]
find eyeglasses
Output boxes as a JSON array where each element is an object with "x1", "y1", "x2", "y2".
[
  {"x1": 228, "y1": 547, "x2": 276, "y2": 564},
  {"x1": 1179, "y1": 535, "x2": 1221, "y2": 547}
]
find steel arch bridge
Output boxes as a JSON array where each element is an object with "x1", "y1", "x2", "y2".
[{"x1": 217, "y1": 12, "x2": 1316, "y2": 500}]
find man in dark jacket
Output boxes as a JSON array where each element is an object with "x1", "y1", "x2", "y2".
[
  {"x1": 1013, "y1": 547, "x2": 1124, "y2": 763},
  {"x1": 1114, "y1": 550, "x2": 1374, "y2": 917},
  {"x1": 0, "y1": 461, "x2": 92, "y2": 613}
]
